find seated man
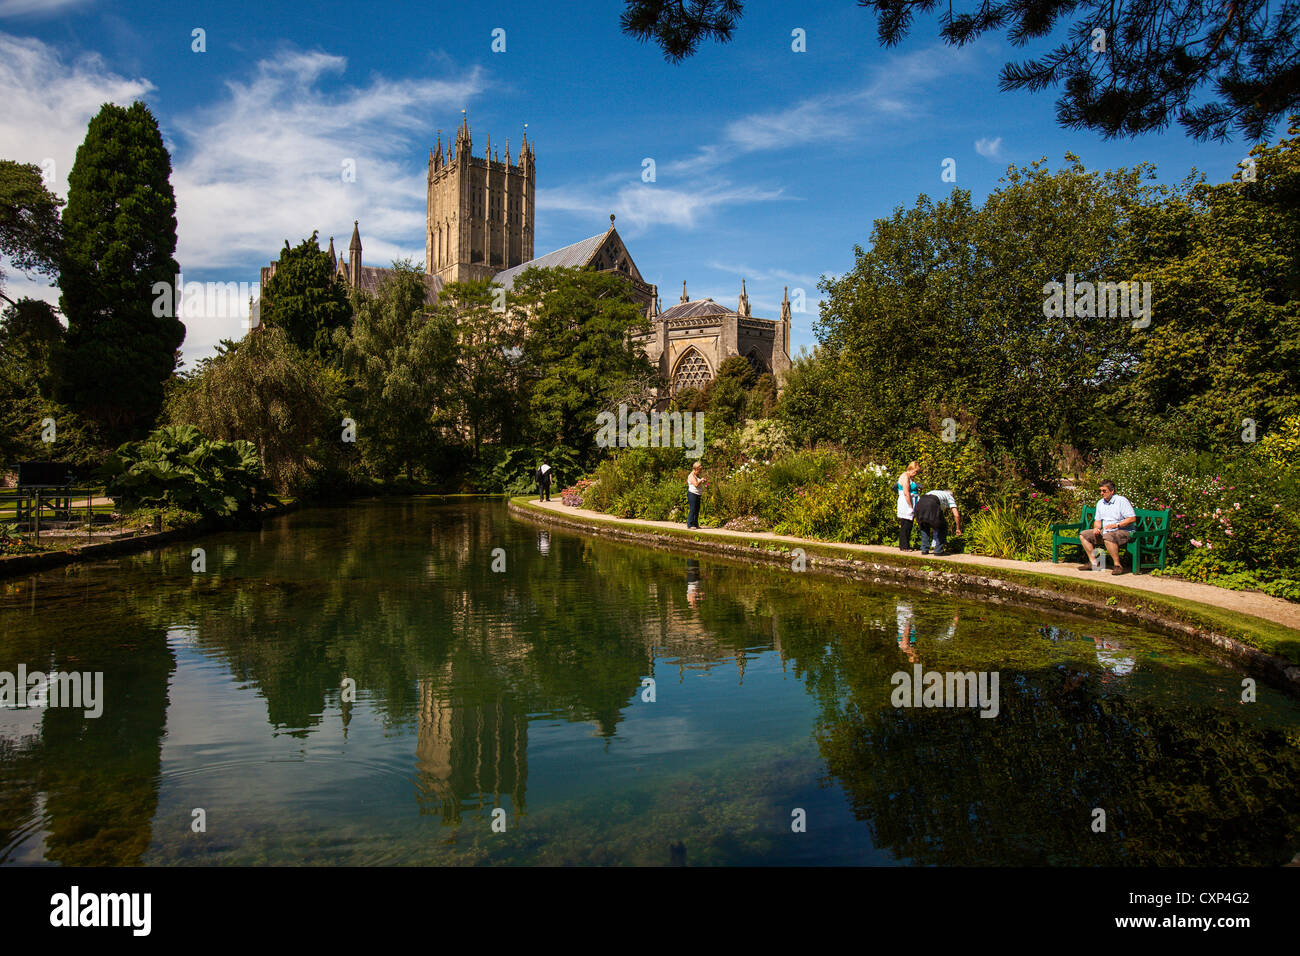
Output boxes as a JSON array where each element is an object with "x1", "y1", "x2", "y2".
[
  {"x1": 914, "y1": 488, "x2": 961, "y2": 555},
  {"x1": 1078, "y1": 479, "x2": 1137, "y2": 575}
]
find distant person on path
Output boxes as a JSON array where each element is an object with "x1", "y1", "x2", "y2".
[
  {"x1": 896, "y1": 461, "x2": 921, "y2": 550},
  {"x1": 1078, "y1": 479, "x2": 1137, "y2": 575},
  {"x1": 536, "y1": 460, "x2": 553, "y2": 502},
  {"x1": 687, "y1": 461, "x2": 706, "y2": 529},
  {"x1": 915, "y1": 488, "x2": 961, "y2": 555}
]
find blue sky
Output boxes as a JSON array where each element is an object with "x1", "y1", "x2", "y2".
[{"x1": 0, "y1": 0, "x2": 1263, "y2": 365}]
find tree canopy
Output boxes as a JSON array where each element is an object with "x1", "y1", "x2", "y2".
[
  {"x1": 259, "y1": 232, "x2": 353, "y2": 363},
  {"x1": 0, "y1": 159, "x2": 63, "y2": 305}
]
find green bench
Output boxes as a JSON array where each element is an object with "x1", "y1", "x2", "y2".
[{"x1": 1050, "y1": 505, "x2": 1171, "y2": 573}]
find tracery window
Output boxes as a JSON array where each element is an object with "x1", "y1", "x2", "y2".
[{"x1": 673, "y1": 348, "x2": 712, "y2": 393}]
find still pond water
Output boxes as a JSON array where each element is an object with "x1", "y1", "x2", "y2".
[{"x1": 2, "y1": 498, "x2": 1299, "y2": 866}]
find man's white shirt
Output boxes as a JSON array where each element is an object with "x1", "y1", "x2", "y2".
[{"x1": 1095, "y1": 494, "x2": 1136, "y2": 530}]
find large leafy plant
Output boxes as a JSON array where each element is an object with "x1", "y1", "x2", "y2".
[{"x1": 104, "y1": 424, "x2": 272, "y2": 520}]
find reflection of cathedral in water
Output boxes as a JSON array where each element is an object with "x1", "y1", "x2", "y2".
[{"x1": 415, "y1": 672, "x2": 528, "y2": 822}]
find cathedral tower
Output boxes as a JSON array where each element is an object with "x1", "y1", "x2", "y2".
[{"x1": 426, "y1": 114, "x2": 535, "y2": 285}]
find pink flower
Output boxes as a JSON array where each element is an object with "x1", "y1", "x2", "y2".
[{"x1": 1191, "y1": 539, "x2": 1202, "y2": 548}]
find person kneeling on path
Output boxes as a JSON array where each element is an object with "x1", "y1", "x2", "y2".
[
  {"x1": 1078, "y1": 479, "x2": 1136, "y2": 575},
  {"x1": 536, "y1": 460, "x2": 553, "y2": 502},
  {"x1": 915, "y1": 489, "x2": 961, "y2": 555}
]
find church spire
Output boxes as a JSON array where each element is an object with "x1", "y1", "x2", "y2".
[
  {"x1": 680, "y1": 280, "x2": 689, "y2": 303},
  {"x1": 455, "y1": 110, "x2": 470, "y2": 160},
  {"x1": 780, "y1": 286, "x2": 792, "y2": 357},
  {"x1": 348, "y1": 221, "x2": 361, "y2": 289},
  {"x1": 738, "y1": 277, "x2": 751, "y2": 316},
  {"x1": 327, "y1": 235, "x2": 336, "y2": 270}
]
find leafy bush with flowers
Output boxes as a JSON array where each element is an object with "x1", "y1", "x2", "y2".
[
  {"x1": 560, "y1": 479, "x2": 595, "y2": 507},
  {"x1": 737, "y1": 419, "x2": 793, "y2": 462},
  {"x1": 1097, "y1": 443, "x2": 1300, "y2": 597},
  {"x1": 775, "y1": 459, "x2": 897, "y2": 543}
]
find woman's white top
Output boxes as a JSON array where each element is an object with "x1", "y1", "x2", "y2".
[
  {"x1": 896, "y1": 474, "x2": 916, "y2": 519},
  {"x1": 688, "y1": 472, "x2": 701, "y2": 496}
]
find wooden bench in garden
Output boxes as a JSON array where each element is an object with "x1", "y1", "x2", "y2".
[{"x1": 1050, "y1": 505, "x2": 1171, "y2": 573}]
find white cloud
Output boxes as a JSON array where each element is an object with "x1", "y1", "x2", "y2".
[
  {"x1": 164, "y1": 51, "x2": 484, "y2": 354},
  {"x1": 541, "y1": 181, "x2": 787, "y2": 234},
  {"x1": 0, "y1": 0, "x2": 92, "y2": 18},
  {"x1": 975, "y1": 136, "x2": 1005, "y2": 160},
  {"x1": 171, "y1": 50, "x2": 486, "y2": 275},
  {"x1": 0, "y1": 32, "x2": 153, "y2": 200},
  {"x1": 705, "y1": 259, "x2": 819, "y2": 290},
  {"x1": 668, "y1": 44, "x2": 967, "y2": 175},
  {"x1": 0, "y1": 32, "x2": 152, "y2": 316}
]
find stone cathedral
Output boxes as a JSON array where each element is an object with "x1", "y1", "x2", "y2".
[{"x1": 260, "y1": 115, "x2": 790, "y2": 393}]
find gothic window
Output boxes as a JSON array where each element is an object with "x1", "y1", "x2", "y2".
[
  {"x1": 673, "y1": 348, "x2": 713, "y2": 393},
  {"x1": 745, "y1": 347, "x2": 767, "y2": 375}
]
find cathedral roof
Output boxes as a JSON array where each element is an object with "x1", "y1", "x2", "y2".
[
  {"x1": 491, "y1": 230, "x2": 610, "y2": 291},
  {"x1": 658, "y1": 298, "x2": 734, "y2": 321},
  {"x1": 352, "y1": 265, "x2": 442, "y2": 303}
]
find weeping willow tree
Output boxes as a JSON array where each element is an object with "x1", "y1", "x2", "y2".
[{"x1": 164, "y1": 327, "x2": 347, "y2": 496}]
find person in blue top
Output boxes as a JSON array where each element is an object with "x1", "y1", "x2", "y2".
[
  {"x1": 1078, "y1": 479, "x2": 1137, "y2": 575},
  {"x1": 895, "y1": 461, "x2": 921, "y2": 550}
]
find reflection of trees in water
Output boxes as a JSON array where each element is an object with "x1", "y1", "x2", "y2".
[
  {"x1": 606, "y1": 560, "x2": 1300, "y2": 866},
  {"x1": 762, "y1": 590, "x2": 1300, "y2": 866},
  {"x1": 0, "y1": 598, "x2": 172, "y2": 865},
  {"x1": 117, "y1": 502, "x2": 765, "y2": 820},
  {"x1": 815, "y1": 676, "x2": 1300, "y2": 865}
]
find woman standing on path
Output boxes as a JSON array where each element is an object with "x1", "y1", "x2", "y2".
[
  {"x1": 896, "y1": 461, "x2": 921, "y2": 550},
  {"x1": 687, "y1": 462, "x2": 706, "y2": 529}
]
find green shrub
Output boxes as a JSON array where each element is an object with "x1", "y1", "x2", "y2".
[
  {"x1": 1161, "y1": 552, "x2": 1300, "y2": 602},
  {"x1": 103, "y1": 424, "x2": 272, "y2": 521},
  {"x1": 966, "y1": 501, "x2": 1052, "y2": 561},
  {"x1": 1257, "y1": 414, "x2": 1300, "y2": 471},
  {"x1": 765, "y1": 447, "x2": 841, "y2": 496},
  {"x1": 704, "y1": 467, "x2": 774, "y2": 526},
  {"x1": 777, "y1": 463, "x2": 895, "y2": 544}
]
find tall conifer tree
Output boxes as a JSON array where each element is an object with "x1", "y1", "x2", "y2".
[{"x1": 56, "y1": 101, "x2": 184, "y2": 441}]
